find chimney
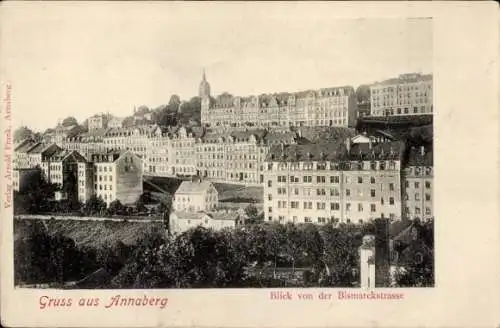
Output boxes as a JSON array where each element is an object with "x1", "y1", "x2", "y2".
[
  {"x1": 345, "y1": 137, "x2": 351, "y2": 153},
  {"x1": 420, "y1": 146, "x2": 425, "y2": 156}
]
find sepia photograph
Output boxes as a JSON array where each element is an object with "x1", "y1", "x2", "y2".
[
  {"x1": 2, "y1": 3, "x2": 500, "y2": 328},
  {"x1": 7, "y1": 14, "x2": 436, "y2": 291}
]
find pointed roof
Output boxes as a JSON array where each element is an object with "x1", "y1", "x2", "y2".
[{"x1": 175, "y1": 180, "x2": 215, "y2": 196}]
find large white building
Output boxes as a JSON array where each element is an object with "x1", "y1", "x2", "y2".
[
  {"x1": 262, "y1": 138, "x2": 405, "y2": 225},
  {"x1": 199, "y1": 72, "x2": 358, "y2": 128},
  {"x1": 370, "y1": 73, "x2": 433, "y2": 117},
  {"x1": 90, "y1": 150, "x2": 143, "y2": 206}
]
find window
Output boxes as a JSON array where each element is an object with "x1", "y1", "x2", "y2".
[
  {"x1": 425, "y1": 181, "x2": 431, "y2": 189},
  {"x1": 268, "y1": 216, "x2": 272, "y2": 221},
  {"x1": 370, "y1": 162, "x2": 376, "y2": 170},
  {"x1": 415, "y1": 193, "x2": 421, "y2": 201},
  {"x1": 268, "y1": 180, "x2": 272, "y2": 187},
  {"x1": 389, "y1": 183, "x2": 394, "y2": 191},
  {"x1": 303, "y1": 176, "x2": 312, "y2": 183},
  {"x1": 415, "y1": 207, "x2": 421, "y2": 215},
  {"x1": 317, "y1": 202, "x2": 325, "y2": 210},
  {"x1": 346, "y1": 203, "x2": 351, "y2": 212},
  {"x1": 425, "y1": 193, "x2": 431, "y2": 201},
  {"x1": 330, "y1": 188, "x2": 339, "y2": 196},
  {"x1": 268, "y1": 194, "x2": 272, "y2": 201},
  {"x1": 425, "y1": 207, "x2": 431, "y2": 215},
  {"x1": 371, "y1": 189, "x2": 376, "y2": 197},
  {"x1": 370, "y1": 177, "x2": 375, "y2": 184},
  {"x1": 317, "y1": 176, "x2": 326, "y2": 183},
  {"x1": 331, "y1": 203, "x2": 340, "y2": 210},
  {"x1": 268, "y1": 207, "x2": 272, "y2": 213},
  {"x1": 291, "y1": 201, "x2": 299, "y2": 209},
  {"x1": 358, "y1": 203, "x2": 363, "y2": 212},
  {"x1": 414, "y1": 182, "x2": 420, "y2": 188},
  {"x1": 304, "y1": 202, "x2": 312, "y2": 209},
  {"x1": 316, "y1": 188, "x2": 326, "y2": 196},
  {"x1": 318, "y1": 217, "x2": 326, "y2": 224},
  {"x1": 294, "y1": 188, "x2": 299, "y2": 195},
  {"x1": 371, "y1": 204, "x2": 376, "y2": 212},
  {"x1": 358, "y1": 176, "x2": 363, "y2": 184},
  {"x1": 305, "y1": 217, "x2": 312, "y2": 223},
  {"x1": 330, "y1": 176, "x2": 339, "y2": 183},
  {"x1": 389, "y1": 197, "x2": 394, "y2": 205},
  {"x1": 405, "y1": 181, "x2": 409, "y2": 188},
  {"x1": 346, "y1": 189, "x2": 351, "y2": 196}
]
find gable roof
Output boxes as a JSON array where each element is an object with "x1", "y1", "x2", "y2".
[{"x1": 175, "y1": 180, "x2": 214, "y2": 195}]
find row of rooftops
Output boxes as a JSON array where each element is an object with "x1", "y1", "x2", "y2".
[
  {"x1": 264, "y1": 139, "x2": 433, "y2": 166},
  {"x1": 209, "y1": 86, "x2": 355, "y2": 108},
  {"x1": 371, "y1": 73, "x2": 433, "y2": 86},
  {"x1": 265, "y1": 140, "x2": 406, "y2": 162}
]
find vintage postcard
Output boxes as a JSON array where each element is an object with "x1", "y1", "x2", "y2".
[{"x1": 1, "y1": 1, "x2": 498, "y2": 327}]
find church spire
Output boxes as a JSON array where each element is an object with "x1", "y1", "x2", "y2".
[{"x1": 199, "y1": 68, "x2": 211, "y2": 98}]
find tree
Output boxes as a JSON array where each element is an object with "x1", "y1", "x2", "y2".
[
  {"x1": 61, "y1": 117, "x2": 78, "y2": 127},
  {"x1": 14, "y1": 126, "x2": 34, "y2": 143},
  {"x1": 134, "y1": 198, "x2": 147, "y2": 214},
  {"x1": 319, "y1": 224, "x2": 361, "y2": 287},
  {"x1": 167, "y1": 95, "x2": 181, "y2": 112},
  {"x1": 355, "y1": 84, "x2": 371, "y2": 104},
  {"x1": 14, "y1": 172, "x2": 58, "y2": 214},
  {"x1": 107, "y1": 200, "x2": 124, "y2": 215},
  {"x1": 83, "y1": 195, "x2": 107, "y2": 216},
  {"x1": 244, "y1": 204, "x2": 262, "y2": 224},
  {"x1": 122, "y1": 116, "x2": 135, "y2": 128}
]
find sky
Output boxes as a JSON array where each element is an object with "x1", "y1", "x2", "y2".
[{"x1": 2, "y1": 3, "x2": 432, "y2": 132}]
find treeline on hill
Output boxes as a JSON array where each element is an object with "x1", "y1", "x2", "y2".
[
  {"x1": 13, "y1": 170, "x2": 171, "y2": 219},
  {"x1": 14, "y1": 218, "x2": 434, "y2": 289}
]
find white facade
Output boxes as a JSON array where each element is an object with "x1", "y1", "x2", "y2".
[
  {"x1": 173, "y1": 180, "x2": 218, "y2": 212},
  {"x1": 169, "y1": 211, "x2": 236, "y2": 235}
]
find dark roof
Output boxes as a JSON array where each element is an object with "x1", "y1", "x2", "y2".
[
  {"x1": 373, "y1": 73, "x2": 433, "y2": 86},
  {"x1": 15, "y1": 140, "x2": 38, "y2": 153},
  {"x1": 265, "y1": 140, "x2": 404, "y2": 162},
  {"x1": 48, "y1": 150, "x2": 87, "y2": 162},
  {"x1": 231, "y1": 129, "x2": 267, "y2": 141},
  {"x1": 90, "y1": 150, "x2": 126, "y2": 163},
  {"x1": 407, "y1": 146, "x2": 433, "y2": 166},
  {"x1": 358, "y1": 114, "x2": 433, "y2": 126}
]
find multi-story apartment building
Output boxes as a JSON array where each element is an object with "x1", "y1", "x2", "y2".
[
  {"x1": 42, "y1": 149, "x2": 87, "y2": 200},
  {"x1": 88, "y1": 114, "x2": 110, "y2": 131},
  {"x1": 195, "y1": 129, "x2": 296, "y2": 185},
  {"x1": 200, "y1": 72, "x2": 358, "y2": 128},
  {"x1": 108, "y1": 116, "x2": 124, "y2": 129},
  {"x1": 171, "y1": 126, "x2": 197, "y2": 176},
  {"x1": 262, "y1": 138, "x2": 404, "y2": 225},
  {"x1": 13, "y1": 139, "x2": 38, "y2": 169},
  {"x1": 90, "y1": 150, "x2": 143, "y2": 206},
  {"x1": 65, "y1": 129, "x2": 109, "y2": 161},
  {"x1": 370, "y1": 73, "x2": 433, "y2": 117},
  {"x1": 173, "y1": 179, "x2": 218, "y2": 212},
  {"x1": 144, "y1": 131, "x2": 173, "y2": 176},
  {"x1": 77, "y1": 161, "x2": 95, "y2": 203},
  {"x1": 403, "y1": 146, "x2": 433, "y2": 221},
  {"x1": 26, "y1": 143, "x2": 61, "y2": 169},
  {"x1": 53, "y1": 124, "x2": 80, "y2": 146},
  {"x1": 103, "y1": 125, "x2": 162, "y2": 166}
]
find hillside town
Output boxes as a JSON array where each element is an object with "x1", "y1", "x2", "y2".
[{"x1": 13, "y1": 71, "x2": 434, "y2": 289}]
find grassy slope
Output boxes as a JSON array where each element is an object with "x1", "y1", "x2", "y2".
[{"x1": 15, "y1": 219, "x2": 165, "y2": 248}]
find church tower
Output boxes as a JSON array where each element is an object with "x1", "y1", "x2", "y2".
[
  {"x1": 199, "y1": 69, "x2": 211, "y2": 98},
  {"x1": 199, "y1": 69, "x2": 211, "y2": 125}
]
